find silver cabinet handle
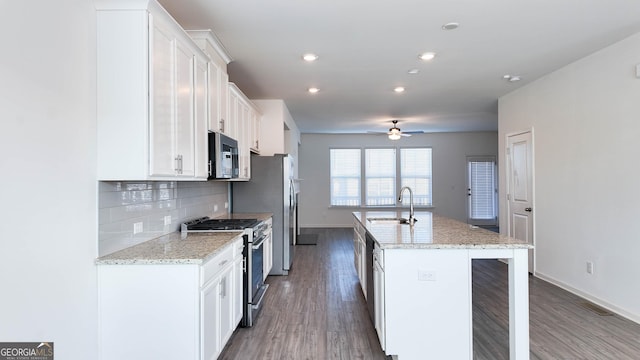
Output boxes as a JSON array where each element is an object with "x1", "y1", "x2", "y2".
[
  {"x1": 219, "y1": 276, "x2": 226, "y2": 298},
  {"x1": 175, "y1": 155, "x2": 183, "y2": 174},
  {"x1": 208, "y1": 160, "x2": 212, "y2": 176}
]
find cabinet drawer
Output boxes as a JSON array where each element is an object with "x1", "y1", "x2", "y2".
[
  {"x1": 232, "y1": 236, "x2": 244, "y2": 257},
  {"x1": 202, "y1": 245, "x2": 234, "y2": 285}
]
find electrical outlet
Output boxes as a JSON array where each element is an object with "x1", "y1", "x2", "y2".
[
  {"x1": 586, "y1": 261, "x2": 594, "y2": 274},
  {"x1": 133, "y1": 222, "x2": 143, "y2": 235},
  {"x1": 214, "y1": 204, "x2": 218, "y2": 212},
  {"x1": 224, "y1": 202, "x2": 229, "y2": 209},
  {"x1": 164, "y1": 215, "x2": 171, "y2": 226},
  {"x1": 418, "y1": 269, "x2": 437, "y2": 281}
]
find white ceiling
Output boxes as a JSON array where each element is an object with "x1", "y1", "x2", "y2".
[{"x1": 158, "y1": 0, "x2": 640, "y2": 134}]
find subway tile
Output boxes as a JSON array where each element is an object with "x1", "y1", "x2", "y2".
[{"x1": 98, "y1": 180, "x2": 229, "y2": 256}]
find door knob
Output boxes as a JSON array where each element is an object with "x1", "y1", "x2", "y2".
[{"x1": 525, "y1": 207, "x2": 532, "y2": 212}]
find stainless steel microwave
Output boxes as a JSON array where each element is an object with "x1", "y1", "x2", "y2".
[{"x1": 208, "y1": 132, "x2": 239, "y2": 179}]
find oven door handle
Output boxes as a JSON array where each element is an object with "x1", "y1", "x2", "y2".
[{"x1": 252, "y1": 236, "x2": 266, "y2": 250}]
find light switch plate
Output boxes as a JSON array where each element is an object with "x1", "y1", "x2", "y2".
[
  {"x1": 418, "y1": 269, "x2": 437, "y2": 281},
  {"x1": 164, "y1": 215, "x2": 171, "y2": 226}
]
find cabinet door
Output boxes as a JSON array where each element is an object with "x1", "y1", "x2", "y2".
[
  {"x1": 237, "y1": 100, "x2": 250, "y2": 179},
  {"x1": 194, "y1": 54, "x2": 209, "y2": 179},
  {"x1": 219, "y1": 72, "x2": 229, "y2": 135},
  {"x1": 219, "y1": 271, "x2": 234, "y2": 347},
  {"x1": 374, "y1": 260, "x2": 385, "y2": 350},
  {"x1": 201, "y1": 278, "x2": 221, "y2": 360},
  {"x1": 233, "y1": 255, "x2": 244, "y2": 326},
  {"x1": 174, "y1": 39, "x2": 195, "y2": 177},
  {"x1": 227, "y1": 87, "x2": 238, "y2": 140},
  {"x1": 250, "y1": 109, "x2": 260, "y2": 153},
  {"x1": 208, "y1": 61, "x2": 221, "y2": 133},
  {"x1": 149, "y1": 17, "x2": 176, "y2": 176},
  {"x1": 263, "y1": 230, "x2": 273, "y2": 280}
]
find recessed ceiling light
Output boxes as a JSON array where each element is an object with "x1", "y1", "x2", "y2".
[
  {"x1": 302, "y1": 53, "x2": 318, "y2": 62},
  {"x1": 308, "y1": 87, "x2": 320, "y2": 93},
  {"x1": 394, "y1": 86, "x2": 405, "y2": 93},
  {"x1": 408, "y1": 69, "x2": 420, "y2": 75},
  {"x1": 419, "y1": 52, "x2": 436, "y2": 61},
  {"x1": 442, "y1": 22, "x2": 459, "y2": 30}
]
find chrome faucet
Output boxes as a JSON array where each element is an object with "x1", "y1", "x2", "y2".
[{"x1": 398, "y1": 186, "x2": 416, "y2": 225}]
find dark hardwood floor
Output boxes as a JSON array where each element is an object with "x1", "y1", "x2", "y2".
[{"x1": 220, "y1": 228, "x2": 640, "y2": 359}]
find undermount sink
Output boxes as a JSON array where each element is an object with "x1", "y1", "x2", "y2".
[{"x1": 367, "y1": 217, "x2": 413, "y2": 224}]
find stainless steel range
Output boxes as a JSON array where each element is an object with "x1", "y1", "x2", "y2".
[{"x1": 182, "y1": 217, "x2": 269, "y2": 327}]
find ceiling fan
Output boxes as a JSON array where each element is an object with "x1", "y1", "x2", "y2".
[{"x1": 369, "y1": 120, "x2": 424, "y2": 140}]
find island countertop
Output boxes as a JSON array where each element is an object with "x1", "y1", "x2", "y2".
[
  {"x1": 95, "y1": 231, "x2": 243, "y2": 265},
  {"x1": 353, "y1": 211, "x2": 532, "y2": 249}
]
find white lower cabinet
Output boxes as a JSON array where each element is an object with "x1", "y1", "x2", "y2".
[
  {"x1": 263, "y1": 218, "x2": 273, "y2": 280},
  {"x1": 373, "y1": 244, "x2": 385, "y2": 350},
  {"x1": 353, "y1": 219, "x2": 367, "y2": 297},
  {"x1": 98, "y1": 236, "x2": 244, "y2": 360}
]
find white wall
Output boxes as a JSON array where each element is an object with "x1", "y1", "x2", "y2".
[
  {"x1": 498, "y1": 32, "x2": 640, "y2": 322},
  {"x1": 299, "y1": 132, "x2": 498, "y2": 227},
  {"x1": 0, "y1": 1, "x2": 99, "y2": 358}
]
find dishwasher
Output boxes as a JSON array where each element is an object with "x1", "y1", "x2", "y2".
[{"x1": 365, "y1": 231, "x2": 375, "y2": 323}]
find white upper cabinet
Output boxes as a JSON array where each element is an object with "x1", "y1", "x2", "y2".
[
  {"x1": 228, "y1": 83, "x2": 261, "y2": 181},
  {"x1": 96, "y1": 0, "x2": 208, "y2": 181},
  {"x1": 187, "y1": 30, "x2": 233, "y2": 137},
  {"x1": 252, "y1": 99, "x2": 299, "y2": 157},
  {"x1": 250, "y1": 108, "x2": 261, "y2": 154}
]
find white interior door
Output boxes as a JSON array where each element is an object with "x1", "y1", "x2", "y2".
[{"x1": 507, "y1": 131, "x2": 534, "y2": 273}]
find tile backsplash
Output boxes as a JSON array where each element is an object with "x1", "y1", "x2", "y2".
[{"x1": 98, "y1": 181, "x2": 229, "y2": 256}]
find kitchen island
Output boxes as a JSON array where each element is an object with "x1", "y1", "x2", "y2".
[{"x1": 353, "y1": 211, "x2": 532, "y2": 360}]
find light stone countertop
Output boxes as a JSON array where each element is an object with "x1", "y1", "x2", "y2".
[
  {"x1": 95, "y1": 231, "x2": 243, "y2": 265},
  {"x1": 353, "y1": 211, "x2": 532, "y2": 249},
  {"x1": 96, "y1": 213, "x2": 272, "y2": 265}
]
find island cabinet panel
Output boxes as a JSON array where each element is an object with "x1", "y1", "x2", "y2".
[{"x1": 383, "y1": 249, "x2": 472, "y2": 359}]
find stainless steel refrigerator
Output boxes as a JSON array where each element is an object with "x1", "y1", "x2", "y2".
[{"x1": 232, "y1": 154, "x2": 296, "y2": 275}]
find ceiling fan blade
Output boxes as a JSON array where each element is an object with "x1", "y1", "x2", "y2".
[
  {"x1": 401, "y1": 133, "x2": 412, "y2": 137},
  {"x1": 367, "y1": 130, "x2": 388, "y2": 135},
  {"x1": 402, "y1": 130, "x2": 424, "y2": 134}
]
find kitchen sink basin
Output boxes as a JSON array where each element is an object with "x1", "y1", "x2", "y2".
[{"x1": 367, "y1": 217, "x2": 412, "y2": 224}]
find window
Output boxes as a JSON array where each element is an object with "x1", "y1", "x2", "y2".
[
  {"x1": 365, "y1": 149, "x2": 396, "y2": 206},
  {"x1": 330, "y1": 149, "x2": 361, "y2": 206},
  {"x1": 401, "y1": 148, "x2": 432, "y2": 206},
  {"x1": 467, "y1": 157, "x2": 496, "y2": 222},
  {"x1": 330, "y1": 147, "x2": 432, "y2": 207}
]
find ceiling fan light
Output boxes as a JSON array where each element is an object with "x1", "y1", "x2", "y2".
[
  {"x1": 419, "y1": 52, "x2": 436, "y2": 61},
  {"x1": 388, "y1": 133, "x2": 401, "y2": 140},
  {"x1": 302, "y1": 53, "x2": 318, "y2": 62}
]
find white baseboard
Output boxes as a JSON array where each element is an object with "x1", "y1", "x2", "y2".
[{"x1": 534, "y1": 271, "x2": 640, "y2": 325}]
